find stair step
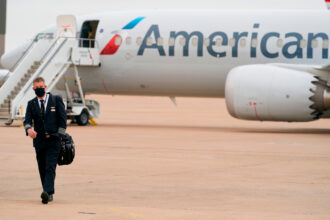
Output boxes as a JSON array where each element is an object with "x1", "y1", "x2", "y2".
[
  {"x1": 26, "y1": 73, "x2": 33, "y2": 78},
  {"x1": 0, "y1": 108, "x2": 9, "y2": 113},
  {"x1": 1, "y1": 100, "x2": 9, "y2": 108},
  {"x1": 31, "y1": 65, "x2": 39, "y2": 69},
  {"x1": 18, "y1": 82, "x2": 26, "y2": 87},
  {"x1": 22, "y1": 76, "x2": 30, "y2": 82},
  {"x1": 6, "y1": 96, "x2": 14, "y2": 100},
  {"x1": 13, "y1": 87, "x2": 20, "y2": 92},
  {"x1": 0, "y1": 112, "x2": 10, "y2": 118},
  {"x1": 10, "y1": 94, "x2": 18, "y2": 100},
  {"x1": 8, "y1": 93, "x2": 17, "y2": 99},
  {"x1": 24, "y1": 73, "x2": 32, "y2": 78},
  {"x1": 9, "y1": 92, "x2": 17, "y2": 98},
  {"x1": 0, "y1": 103, "x2": 9, "y2": 108},
  {"x1": 28, "y1": 69, "x2": 36, "y2": 74}
]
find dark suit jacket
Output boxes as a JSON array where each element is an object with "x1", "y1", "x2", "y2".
[{"x1": 23, "y1": 93, "x2": 67, "y2": 143}]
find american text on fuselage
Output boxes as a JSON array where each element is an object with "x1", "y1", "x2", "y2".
[{"x1": 135, "y1": 24, "x2": 328, "y2": 59}]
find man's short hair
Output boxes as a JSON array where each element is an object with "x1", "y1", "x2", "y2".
[{"x1": 33, "y1": 77, "x2": 45, "y2": 84}]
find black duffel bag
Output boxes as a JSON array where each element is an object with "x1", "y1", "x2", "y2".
[{"x1": 58, "y1": 133, "x2": 75, "y2": 166}]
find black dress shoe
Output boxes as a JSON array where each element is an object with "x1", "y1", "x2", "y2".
[
  {"x1": 48, "y1": 194, "x2": 53, "y2": 202},
  {"x1": 41, "y1": 192, "x2": 49, "y2": 204}
]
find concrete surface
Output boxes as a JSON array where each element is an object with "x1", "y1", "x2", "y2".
[{"x1": 0, "y1": 95, "x2": 330, "y2": 220}]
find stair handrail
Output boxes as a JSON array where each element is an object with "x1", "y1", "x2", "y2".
[
  {"x1": 0, "y1": 34, "x2": 59, "y2": 105},
  {"x1": 39, "y1": 37, "x2": 62, "y2": 62},
  {"x1": 37, "y1": 38, "x2": 68, "y2": 77},
  {"x1": 77, "y1": 38, "x2": 99, "y2": 49},
  {"x1": 21, "y1": 37, "x2": 68, "y2": 95},
  {"x1": 11, "y1": 37, "x2": 70, "y2": 119},
  {"x1": 9, "y1": 37, "x2": 36, "y2": 72},
  {"x1": 9, "y1": 33, "x2": 54, "y2": 72}
]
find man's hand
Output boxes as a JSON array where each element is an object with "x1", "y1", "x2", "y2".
[{"x1": 27, "y1": 128, "x2": 37, "y2": 139}]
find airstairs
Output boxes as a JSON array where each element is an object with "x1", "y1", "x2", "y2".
[{"x1": 0, "y1": 15, "x2": 100, "y2": 125}]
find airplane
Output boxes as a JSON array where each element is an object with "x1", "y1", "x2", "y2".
[
  {"x1": 0, "y1": 0, "x2": 330, "y2": 125},
  {"x1": 0, "y1": 69, "x2": 9, "y2": 87}
]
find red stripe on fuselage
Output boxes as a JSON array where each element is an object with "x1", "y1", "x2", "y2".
[{"x1": 100, "y1": 34, "x2": 122, "y2": 55}]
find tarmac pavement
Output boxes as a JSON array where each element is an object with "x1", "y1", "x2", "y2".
[{"x1": 0, "y1": 95, "x2": 330, "y2": 219}]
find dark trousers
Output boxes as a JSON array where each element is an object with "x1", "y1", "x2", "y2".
[{"x1": 34, "y1": 135, "x2": 61, "y2": 195}]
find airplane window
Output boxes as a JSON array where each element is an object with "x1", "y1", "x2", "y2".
[
  {"x1": 169, "y1": 37, "x2": 175, "y2": 46},
  {"x1": 179, "y1": 37, "x2": 186, "y2": 46},
  {"x1": 312, "y1": 39, "x2": 318, "y2": 48},
  {"x1": 240, "y1": 39, "x2": 246, "y2": 47},
  {"x1": 192, "y1": 37, "x2": 198, "y2": 47},
  {"x1": 115, "y1": 36, "x2": 122, "y2": 46},
  {"x1": 136, "y1": 37, "x2": 142, "y2": 46},
  {"x1": 229, "y1": 38, "x2": 235, "y2": 47},
  {"x1": 300, "y1": 39, "x2": 307, "y2": 48},
  {"x1": 251, "y1": 38, "x2": 258, "y2": 48},
  {"x1": 216, "y1": 38, "x2": 222, "y2": 47},
  {"x1": 277, "y1": 39, "x2": 283, "y2": 48},
  {"x1": 157, "y1": 37, "x2": 164, "y2": 46},
  {"x1": 204, "y1": 38, "x2": 210, "y2": 47},
  {"x1": 147, "y1": 37, "x2": 153, "y2": 46},
  {"x1": 126, "y1": 36, "x2": 132, "y2": 45},
  {"x1": 323, "y1": 40, "x2": 329, "y2": 49}
]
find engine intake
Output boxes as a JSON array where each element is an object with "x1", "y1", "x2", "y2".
[{"x1": 309, "y1": 79, "x2": 330, "y2": 119}]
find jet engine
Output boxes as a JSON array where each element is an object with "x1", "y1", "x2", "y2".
[{"x1": 225, "y1": 65, "x2": 330, "y2": 122}]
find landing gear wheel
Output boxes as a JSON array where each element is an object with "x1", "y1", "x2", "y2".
[{"x1": 75, "y1": 109, "x2": 89, "y2": 126}]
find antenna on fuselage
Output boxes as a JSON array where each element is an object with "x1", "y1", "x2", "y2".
[{"x1": 0, "y1": 0, "x2": 6, "y2": 68}]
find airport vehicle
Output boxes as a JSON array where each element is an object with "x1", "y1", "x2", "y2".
[{"x1": 1, "y1": 1, "x2": 330, "y2": 125}]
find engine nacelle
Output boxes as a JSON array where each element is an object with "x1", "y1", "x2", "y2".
[{"x1": 225, "y1": 65, "x2": 330, "y2": 122}]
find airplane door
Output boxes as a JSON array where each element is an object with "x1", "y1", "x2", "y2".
[
  {"x1": 80, "y1": 20, "x2": 99, "y2": 48},
  {"x1": 71, "y1": 20, "x2": 101, "y2": 66},
  {"x1": 56, "y1": 15, "x2": 77, "y2": 38}
]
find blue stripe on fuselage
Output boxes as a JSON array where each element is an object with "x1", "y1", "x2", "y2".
[{"x1": 122, "y1": 17, "x2": 146, "y2": 30}]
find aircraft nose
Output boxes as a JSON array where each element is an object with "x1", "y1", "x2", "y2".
[
  {"x1": 1, "y1": 41, "x2": 31, "y2": 70},
  {"x1": 1, "y1": 52, "x2": 12, "y2": 69},
  {"x1": 0, "y1": 69, "x2": 10, "y2": 87}
]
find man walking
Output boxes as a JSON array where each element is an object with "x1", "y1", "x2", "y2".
[{"x1": 24, "y1": 77, "x2": 66, "y2": 204}]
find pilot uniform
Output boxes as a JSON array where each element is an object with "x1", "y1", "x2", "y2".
[{"x1": 23, "y1": 92, "x2": 66, "y2": 199}]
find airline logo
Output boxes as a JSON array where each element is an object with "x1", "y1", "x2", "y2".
[
  {"x1": 100, "y1": 17, "x2": 145, "y2": 55},
  {"x1": 101, "y1": 17, "x2": 329, "y2": 60},
  {"x1": 138, "y1": 24, "x2": 329, "y2": 59}
]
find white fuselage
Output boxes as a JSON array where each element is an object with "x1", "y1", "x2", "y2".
[{"x1": 5, "y1": 10, "x2": 330, "y2": 97}]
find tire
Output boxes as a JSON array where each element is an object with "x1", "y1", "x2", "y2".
[{"x1": 76, "y1": 109, "x2": 89, "y2": 126}]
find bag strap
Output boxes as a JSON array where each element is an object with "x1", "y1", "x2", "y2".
[
  {"x1": 52, "y1": 94, "x2": 57, "y2": 108},
  {"x1": 52, "y1": 94, "x2": 59, "y2": 123}
]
